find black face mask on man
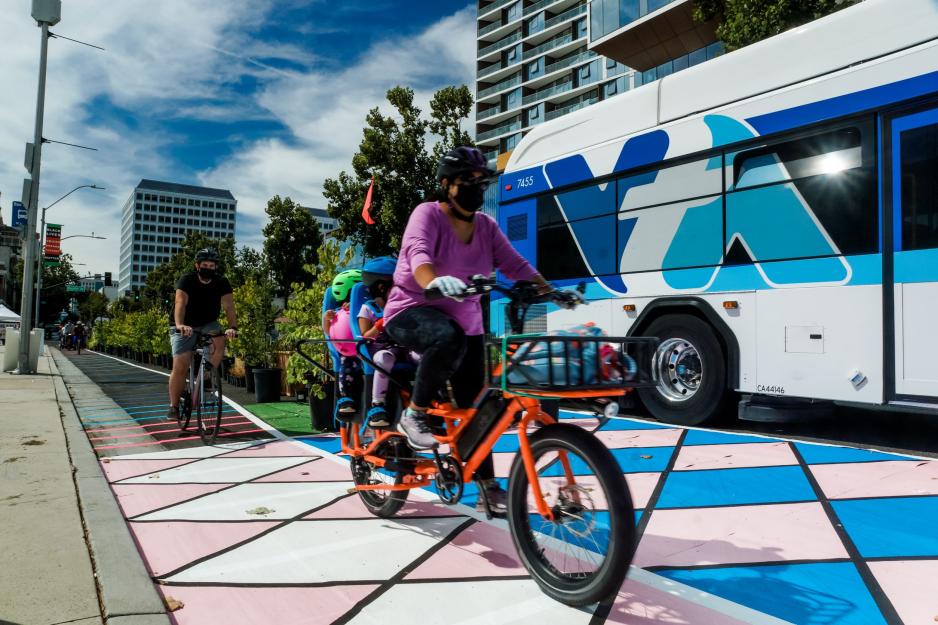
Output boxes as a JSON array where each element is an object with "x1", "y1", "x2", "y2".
[{"x1": 198, "y1": 267, "x2": 216, "y2": 281}]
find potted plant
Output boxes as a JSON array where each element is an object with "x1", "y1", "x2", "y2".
[{"x1": 229, "y1": 277, "x2": 278, "y2": 402}]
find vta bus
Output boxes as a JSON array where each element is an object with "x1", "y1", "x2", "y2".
[{"x1": 493, "y1": 0, "x2": 938, "y2": 425}]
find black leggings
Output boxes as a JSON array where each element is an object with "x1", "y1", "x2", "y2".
[{"x1": 385, "y1": 306, "x2": 494, "y2": 480}]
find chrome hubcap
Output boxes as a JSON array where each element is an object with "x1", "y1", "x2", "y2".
[{"x1": 655, "y1": 338, "x2": 702, "y2": 402}]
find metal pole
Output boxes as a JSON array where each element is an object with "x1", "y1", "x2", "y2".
[
  {"x1": 17, "y1": 21, "x2": 50, "y2": 373},
  {"x1": 33, "y1": 206, "x2": 46, "y2": 328}
]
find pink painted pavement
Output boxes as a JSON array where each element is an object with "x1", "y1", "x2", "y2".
[
  {"x1": 101, "y1": 458, "x2": 195, "y2": 482},
  {"x1": 595, "y1": 428, "x2": 683, "y2": 449},
  {"x1": 868, "y1": 560, "x2": 938, "y2": 625},
  {"x1": 672, "y1": 442, "x2": 798, "y2": 471},
  {"x1": 130, "y1": 520, "x2": 280, "y2": 577},
  {"x1": 633, "y1": 502, "x2": 848, "y2": 568},
  {"x1": 406, "y1": 520, "x2": 526, "y2": 580},
  {"x1": 160, "y1": 584, "x2": 379, "y2": 625},
  {"x1": 110, "y1": 483, "x2": 234, "y2": 519},
  {"x1": 811, "y1": 459, "x2": 938, "y2": 499}
]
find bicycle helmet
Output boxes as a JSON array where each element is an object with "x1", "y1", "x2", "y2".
[
  {"x1": 361, "y1": 256, "x2": 397, "y2": 287},
  {"x1": 331, "y1": 269, "x2": 362, "y2": 302},
  {"x1": 194, "y1": 248, "x2": 220, "y2": 263},
  {"x1": 436, "y1": 146, "x2": 493, "y2": 182}
]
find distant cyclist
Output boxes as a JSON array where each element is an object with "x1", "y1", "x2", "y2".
[{"x1": 167, "y1": 248, "x2": 237, "y2": 421}]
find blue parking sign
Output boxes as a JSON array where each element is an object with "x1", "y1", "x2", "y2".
[{"x1": 12, "y1": 201, "x2": 27, "y2": 228}]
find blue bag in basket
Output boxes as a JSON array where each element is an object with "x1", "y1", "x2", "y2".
[{"x1": 506, "y1": 323, "x2": 605, "y2": 387}]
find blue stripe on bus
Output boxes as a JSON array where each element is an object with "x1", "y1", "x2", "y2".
[
  {"x1": 746, "y1": 69, "x2": 938, "y2": 136},
  {"x1": 895, "y1": 248, "x2": 938, "y2": 283}
]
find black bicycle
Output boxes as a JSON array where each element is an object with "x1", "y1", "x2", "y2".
[{"x1": 176, "y1": 330, "x2": 224, "y2": 444}]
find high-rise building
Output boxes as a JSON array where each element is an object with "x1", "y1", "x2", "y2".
[
  {"x1": 118, "y1": 180, "x2": 237, "y2": 294},
  {"x1": 304, "y1": 207, "x2": 338, "y2": 235},
  {"x1": 474, "y1": 0, "x2": 722, "y2": 171}
]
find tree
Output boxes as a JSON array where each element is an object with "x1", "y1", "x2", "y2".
[
  {"x1": 694, "y1": 0, "x2": 857, "y2": 50},
  {"x1": 227, "y1": 276, "x2": 276, "y2": 367},
  {"x1": 79, "y1": 292, "x2": 109, "y2": 325},
  {"x1": 262, "y1": 196, "x2": 322, "y2": 301},
  {"x1": 15, "y1": 254, "x2": 82, "y2": 325},
  {"x1": 323, "y1": 85, "x2": 475, "y2": 258}
]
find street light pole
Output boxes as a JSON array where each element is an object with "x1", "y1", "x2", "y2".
[
  {"x1": 16, "y1": 3, "x2": 59, "y2": 374},
  {"x1": 33, "y1": 185, "x2": 104, "y2": 327}
]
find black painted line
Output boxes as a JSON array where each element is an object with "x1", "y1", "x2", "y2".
[
  {"x1": 634, "y1": 429, "x2": 687, "y2": 540},
  {"x1": 330, "y1": 518, "x2": 477, "y2": 625},
  {"x1": 645, "y1": 557, "x2": 854, "y2": 573},
  {"x1": 789, "y1": 442, "x2": 904, "y2": 625}
]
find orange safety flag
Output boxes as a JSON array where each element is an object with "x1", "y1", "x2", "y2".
[{"x1": 361, "y1": 176, "x2": 376, "y2": 225}]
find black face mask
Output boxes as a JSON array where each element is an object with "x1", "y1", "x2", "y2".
[
  {"x1": 453, "y1": 183, "x2": 486, "y2": 215},
  {"x1": 198, "y1": 268, "x2": 216, "y2": 281}
]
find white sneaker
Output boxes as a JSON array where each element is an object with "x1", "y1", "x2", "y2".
[{"x1": 397, "y1": 408, "x2": 437, "y2": 450}]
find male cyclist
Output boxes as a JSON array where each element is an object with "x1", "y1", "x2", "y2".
[{"x1": 167, "y1": 248, "x2": 237, "y2": 421}]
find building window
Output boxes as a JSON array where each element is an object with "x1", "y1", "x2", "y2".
[{"x1": 506, "y1": 1, "x2": 522, "y2": 21}]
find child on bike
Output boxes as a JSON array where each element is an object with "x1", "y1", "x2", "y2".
[
  {"x1": 357, "y1": 256, "x2": 411, "y2": 429},
  {"x1": 323, "y1": 269, "x2": 363, "y2": 421}
]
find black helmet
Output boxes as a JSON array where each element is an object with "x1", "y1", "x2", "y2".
[
  {"x1": 195, "y1": 248, "x2": 219, "y2": 263},
  {"x1": 436, "y1": 146, "x2": 494, "y2": 182}
]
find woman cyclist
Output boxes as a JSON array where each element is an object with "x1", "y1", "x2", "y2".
[{"x1": 382, "y1": 146, "x2": 579, "y2": 512}]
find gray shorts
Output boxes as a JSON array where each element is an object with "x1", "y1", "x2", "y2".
[{"x1": 169, "y1": 321, "x2": 223, "y2": 357}]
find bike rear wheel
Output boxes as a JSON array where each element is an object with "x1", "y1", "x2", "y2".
[
  {"x1": 351, "y1": 437, "x2": 414, "y2": 518},
  {"x1": 507, "y1": 423, "x2": 635, "y2": 607},
  {"x1": 197, "y1": 365, "x2": 223, "y2": 445}
]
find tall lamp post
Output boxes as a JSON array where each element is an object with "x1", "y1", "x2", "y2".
[
  {"x1": 34, "y1": 185, "x2": 104, "y2": 327},
  {"x1": 17, "y1": 0, "x2": 61, "y2": 374}
]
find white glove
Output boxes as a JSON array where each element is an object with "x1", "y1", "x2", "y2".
[
  {"x1": 554, "y1": 288, "x2": 585, "y2": 310},
  {"x1": 428, "y1": 275, "x2": 468, "y2": 301}
]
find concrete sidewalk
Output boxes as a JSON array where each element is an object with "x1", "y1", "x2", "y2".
[{"x1": 0, "y1": 344, "x2": 169, "y2": 625}]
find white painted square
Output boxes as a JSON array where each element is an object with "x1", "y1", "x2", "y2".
[{"x1": 119, "y1": 457, "x2": 310, "y2": 484}]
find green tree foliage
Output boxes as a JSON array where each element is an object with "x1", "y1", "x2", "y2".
[
  {"x1": 79, "y1": 292, "x2": 109, "y2": 324},
  {"x1": 694, "y1": 0, "x2": 857, "y2": 50},
  {"x1": 88, "y1": 306, "x2": 169, "y2": 356},
  {"x1": 227, "y1": 276, "x2": 276, "y2": 367},
  {"x1": 323, "y1": 85, "x2": 475, "y2": 258},
  {"x1": 262, "y1": 196, "x2": 322, "y2": 301},
  {"x1": 279, "y1": 239, "x2": 353, "y2": 391},
  {"x1": 16, "y1": 254, "x2": 82, "y2": 324}
]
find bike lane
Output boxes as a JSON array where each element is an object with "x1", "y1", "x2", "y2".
[{"x1": 58, "y1": 350, "x2": 938, "y2": 625}]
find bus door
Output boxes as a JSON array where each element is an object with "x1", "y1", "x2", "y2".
[{"x1": 886, "y1": 106, "x2": 938, "y2": 401}]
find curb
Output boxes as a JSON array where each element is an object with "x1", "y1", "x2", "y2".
[{"x1": 50, "y1": 348, "x2": 172, "y2": 625}]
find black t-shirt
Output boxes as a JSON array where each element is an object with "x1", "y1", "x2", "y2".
[{"x1": 170, "y1": 272, "x2": 233, "y2": 327}]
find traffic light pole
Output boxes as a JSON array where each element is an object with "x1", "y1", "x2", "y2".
[{"x1": 17, "y1": 18, "x2": 51, "y2": 374}]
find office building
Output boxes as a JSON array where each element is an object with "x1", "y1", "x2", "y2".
[
  {"x1": 0, "y1": 217, "x2": 22, "y2": 307},
  {"x1": 304, "y1": 207, "x2": 338, "y2": 235},
  {"x1": 475, "y1": 0, "x2": 722, "y2": 170},
  {"x1": 118, "y1": 180, "x2": 237, "y2": 294}
]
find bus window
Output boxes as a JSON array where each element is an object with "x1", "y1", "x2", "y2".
[
  {"x1": 536, "y1": 194, "x2": 610, "y2": 280},
  {"x1": 618, "y1": 156, "x2": 721, "y2": 213},
  {"x1": 728, "y1": 122, "x2": 878, "y2": 260},
  {"x1": 900, "y1": 122, "x2": 938, "y2": 251}
]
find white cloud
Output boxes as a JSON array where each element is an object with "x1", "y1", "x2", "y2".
[{"x1": 0, "y1": 0, "x2": 476, "y2": 274}]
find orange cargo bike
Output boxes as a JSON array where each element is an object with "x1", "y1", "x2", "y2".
[{"x1": 296, "y1": 277, "x2": 658, "y2": 606}]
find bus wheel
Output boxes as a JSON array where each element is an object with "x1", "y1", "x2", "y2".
[{"x1": 638, "y1": 314, "x2": 726, "y2": 426}]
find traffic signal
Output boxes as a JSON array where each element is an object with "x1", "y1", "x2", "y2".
[
  {"x1": 104, "y1": 272, "x2": 112, "y2": 287},
  {"x1": 133, "y1": 290, "x2": 140, "y2": 302}
]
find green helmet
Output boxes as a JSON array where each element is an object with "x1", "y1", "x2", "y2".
[{"x1": 331, "y1": 269, "x2": 362, "y2": 302}]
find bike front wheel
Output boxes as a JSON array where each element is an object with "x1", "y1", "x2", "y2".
[
  {"x1": 197, "y1": 366, "x2": 223, "y2": 445},
  {"x1": 507, "y1": 423, "x2": 635, "y2": 607}
]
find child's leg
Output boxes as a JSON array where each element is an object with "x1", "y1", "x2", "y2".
[
  {"x1": 371, "y1": 349, "x2": 397, "y2": 404},
  {"x1": 336, "y1": 357, "x2": 359, "y2": 415}
]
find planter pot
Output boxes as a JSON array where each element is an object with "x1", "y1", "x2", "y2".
[
  {"x1": 253, "y1": 368, "x2": 282, "y2": 403},
  {"x1": 309, "y1": 381, "x2": 335, "y2": 432},
  {"x1": 245, "y1": 364, "x2": 255, "y2": 393}
]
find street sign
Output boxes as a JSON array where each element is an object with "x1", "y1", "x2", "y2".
[
  {"x1": 66, "y1": 285, "x2": 83, "y2": 292},
  {"x1": 12, "y1": 201, "x2": 27, "y2": 228},
  {"x1": 44, "y1": 223, "x2": 61, "y2": 264}
]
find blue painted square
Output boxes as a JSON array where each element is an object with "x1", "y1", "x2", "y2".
[
  {"x1": 833, "y1": 496, "x2": 938, "y2": 558},
  {"x1": 657, "y1": 466, "x2": 816, "y2": 508},
  {"x1": 658, "y1": 562, "x2": 887, "y2": 625},
  {"x1": 795, "y1": 443, "x2": 903, "y2": 464},
  {"x1": 683, "y1": 430, "x2": 780, "y2": 445},
  {"x1": 602, "y1": 418, "x2": 672, "y2": 431}
]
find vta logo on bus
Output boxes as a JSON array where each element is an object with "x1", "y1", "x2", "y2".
[{"x1": 544, "y1": 115, "x2": 850, "y2": 296}]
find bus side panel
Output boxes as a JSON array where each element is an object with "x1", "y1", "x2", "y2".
[{"x1": 754, "y1": 285, "x2": 883, "y2": 403}]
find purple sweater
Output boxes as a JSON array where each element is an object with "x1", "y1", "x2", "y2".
[{"x1": 383, "y1": 201, "x2": 539, "y2": 335}]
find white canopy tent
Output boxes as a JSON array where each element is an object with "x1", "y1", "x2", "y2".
[{"x1": 0, "y1": 303, "x2": 21, "y2": 325}]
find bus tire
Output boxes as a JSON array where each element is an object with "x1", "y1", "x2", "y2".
[{"x1": 638, "y1": 314, "x2": 726, "y2": 426}]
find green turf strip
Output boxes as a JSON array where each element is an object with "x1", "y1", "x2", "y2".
[{"x1": 244, "y1": 401, "x2": 318, "y2": 437}]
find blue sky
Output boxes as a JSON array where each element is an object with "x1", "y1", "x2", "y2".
[{"x1": 0, "y1": 0, "x2": 476, "y2": 272}]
